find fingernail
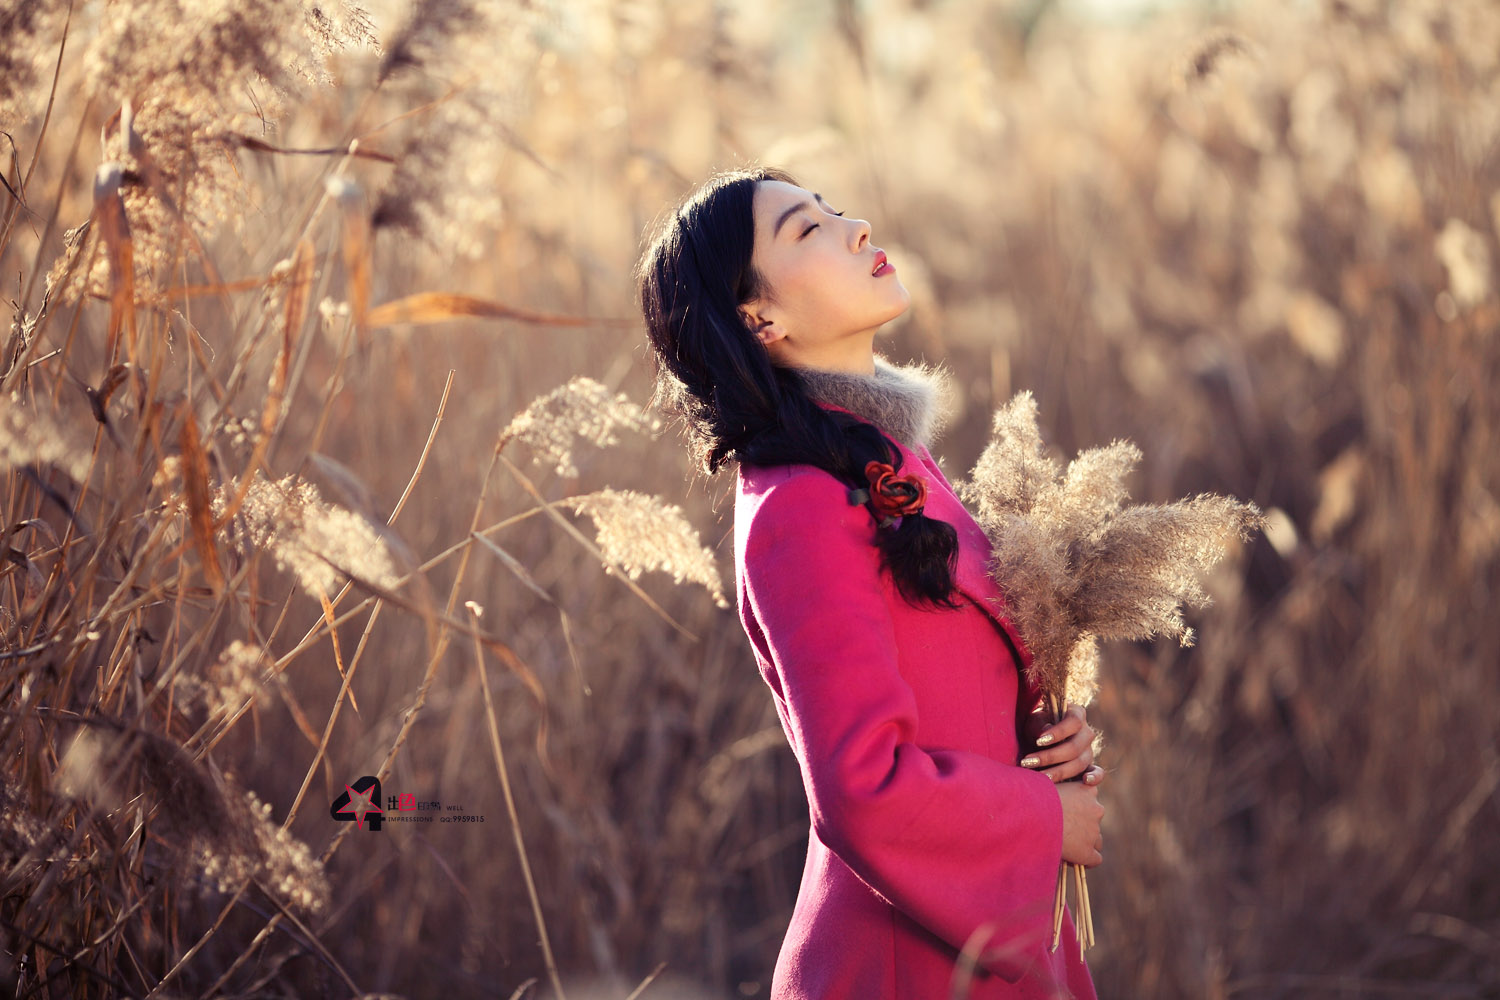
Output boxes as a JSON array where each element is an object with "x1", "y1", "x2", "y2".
[
  {"x1": 1020, "y1": 756, "x2": 1041, "y2": 768},
  {"x1": 1035, "y1": 733, "x2": 1055, "y2": 747}
]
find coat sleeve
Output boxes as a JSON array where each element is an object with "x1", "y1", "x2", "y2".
[{"x1": 738, "y1": 466, "x2": 1065, "y2": 979}]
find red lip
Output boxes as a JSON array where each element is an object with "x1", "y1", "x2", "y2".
[{"x1": 871, "y1": 250, "x2": 891, "y2": 276}]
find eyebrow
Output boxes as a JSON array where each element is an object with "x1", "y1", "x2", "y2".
[{"x1": 773, "y1": 192, "x2": 830, "y2": 239}]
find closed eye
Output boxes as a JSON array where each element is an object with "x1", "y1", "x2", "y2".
[{"x1": 801, "y1": 210, "x2": 845, "y2": 238}]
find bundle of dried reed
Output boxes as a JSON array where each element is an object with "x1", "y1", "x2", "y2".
[{"x1": 960, "y1": 391, "x2": 1265, "y2": 951}]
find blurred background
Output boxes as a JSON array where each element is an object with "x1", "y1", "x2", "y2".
[{"x1": 2, "y1": 0, "x2": 1497, "y2": 996}]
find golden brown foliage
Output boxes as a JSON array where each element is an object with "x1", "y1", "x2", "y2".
[{"x1": 2, "y1": 0, "x2": 1498, "y2": 998}]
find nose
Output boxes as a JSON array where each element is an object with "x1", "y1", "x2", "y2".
[{"x1": 850, "y1": 216, "x2": 871, "y2": 250}]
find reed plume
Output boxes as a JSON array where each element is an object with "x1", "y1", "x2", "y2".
[
  {"x1": 69, "y1": 0, "x2": 375, "y2": 289},
  {"x1": 501, "y1": 375, "x2": 661, "y2": 478},
  {"x1": 53, "y1": 721, "x2": 329, "y2": 917},
  {"x1": 0, "y1": 396, "x2": 92, "y2": 483},
  {"x1": 371, "y1": 0, "x2": 551, "y2": 256},
  {"x1": 961, "y1": 390, "x2": 1265, "y2": 947},
  {"x1": 0, "y1": 0, "x2": 68, "y2": 129},
  {"x1": 172, "y1": 639, "x2": 271, "y2": 723},
  {"x1": 963, "y1": 391, "x2": 1264, "y2": 705},
  {"x1": 566, "y1": 488, "x2": 728, "y2": 609},
  {"x1": 157, "y1": 449, "x2": 408, "y2": 599}
]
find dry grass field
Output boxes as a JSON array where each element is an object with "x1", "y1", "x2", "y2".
[{"x1": 2, "y1": 0, "x2": 1497, "y2": 997}]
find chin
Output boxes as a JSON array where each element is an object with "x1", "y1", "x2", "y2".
[{"x1": 880, "y1": 296, "x2": 913, "y2": 326}]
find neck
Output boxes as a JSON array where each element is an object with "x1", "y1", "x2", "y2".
[
  {"x1": 781, "y1": 334, "x2": 877, "y2": 375},
  {"x1": 791, "y1": 355, "x2": 955, "y2": 450}
]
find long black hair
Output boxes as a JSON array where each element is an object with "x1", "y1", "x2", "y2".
[{"x1": 634, "y1": 166, "x2": 959, "y2": 608}]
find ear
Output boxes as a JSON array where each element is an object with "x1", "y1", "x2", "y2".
[{"x1": 738, "y1": 301, "x2": 788, "y2": 349}]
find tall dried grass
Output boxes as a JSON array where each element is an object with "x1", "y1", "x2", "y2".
[{"x1": 1, "y1": 0, "x2": 1497, "y2": 998}]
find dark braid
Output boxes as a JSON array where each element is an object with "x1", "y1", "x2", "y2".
[{"x1": 636, "y1": 166, "x2": 960, "y2": 608}]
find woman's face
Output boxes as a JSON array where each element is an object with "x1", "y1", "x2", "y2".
[{"x1": 738, "y1": 179, "x2": 911, "y2": 374}]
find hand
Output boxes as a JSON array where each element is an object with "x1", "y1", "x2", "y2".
[
  {"x1": 1020, "y1": 704, "x2": 1100, "y2": 785},
  {"x1": 1057, "y1": 781, "x2": 1104, "y2": 868}
]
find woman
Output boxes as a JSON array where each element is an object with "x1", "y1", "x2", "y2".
[{"x1": 635, "y1": 166, "x2": 1103, "y2": 999}]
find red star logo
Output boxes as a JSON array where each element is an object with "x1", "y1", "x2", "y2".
[{"x1": 335, "y1": 782, "x2": 384, "y2": 829}]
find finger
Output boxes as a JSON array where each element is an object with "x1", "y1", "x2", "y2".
[
  {"x1": 1056, "y1": 721, "x2": 1096, "y2": 756},
  {"x1": 1022, "y1": 730, "x2": 1094, "y2": 769},
  {"x1": 1034, "y1": 748, "x2": 1094, "y2": 783},
  {"x1": 1034, "y1": 712, "x2": 1083, "y2": 748},
  {"x1": 1082, "y1": 764, "x2": 1105, "y2": 786}
]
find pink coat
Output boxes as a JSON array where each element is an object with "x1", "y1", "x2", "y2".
[{"x1": 733, "y1": 409, "x2": 1097, "y2": 1000}]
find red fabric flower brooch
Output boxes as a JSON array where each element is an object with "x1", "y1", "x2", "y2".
[{"x1": 847, "y1": 460, "x2": 927, "y2": 529}]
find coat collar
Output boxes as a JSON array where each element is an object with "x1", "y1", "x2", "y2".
[{"x1": 790, "y1": 355, "x2": 956, "y2": 451}]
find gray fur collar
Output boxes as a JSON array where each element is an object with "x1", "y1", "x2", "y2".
[{"x1": 792, "y1": 355, "x2": 956, "y2": 450}]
